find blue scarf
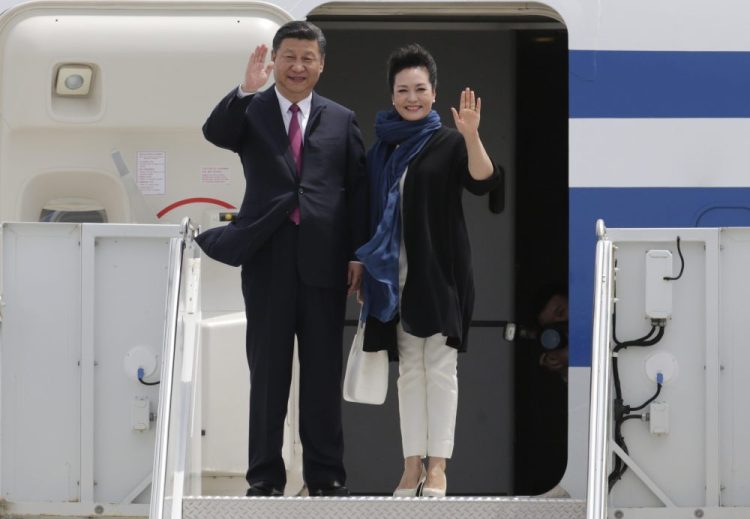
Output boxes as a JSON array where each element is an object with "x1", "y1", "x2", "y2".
[{"x1": 356, "y1": 109, "x2": 442, "y2": 323}]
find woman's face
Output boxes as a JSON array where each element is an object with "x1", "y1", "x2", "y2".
[{"x1": 391, "y1": 66, "x2": 435, "y2": 122}]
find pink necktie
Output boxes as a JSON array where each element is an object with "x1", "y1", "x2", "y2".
[{"x1": 288, "y1": 104, "x2": 302, "y2": 224}]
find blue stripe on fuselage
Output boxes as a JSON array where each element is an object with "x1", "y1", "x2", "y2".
[
  {"x1": 570, "y1": 50, "x2": 750, "y2": 118},
  {"x1": 570, "y1": 187, "x2": 750, "y2": 367}
]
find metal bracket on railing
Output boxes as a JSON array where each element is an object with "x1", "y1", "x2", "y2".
[
  {"x1": 179, "y1": 217, "x2": 199, "y2": 243},
  {"x1": 596, "y1": 218, "x2": 607, "y2": 240}
]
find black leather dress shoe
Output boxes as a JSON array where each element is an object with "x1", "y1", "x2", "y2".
[
  {"x1": 308, "y1": 481, "x2": 350, "y2": 497},
  {"x1": 246, "y1": 482, "x2": 283, "y2": 496}
]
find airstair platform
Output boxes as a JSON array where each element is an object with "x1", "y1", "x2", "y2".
[{"x1": 181, "y1": 495, "x2": 586, "y2": 519}]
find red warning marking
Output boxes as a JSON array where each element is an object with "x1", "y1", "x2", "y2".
[{"x1": 157, "y1": 197, "x2": 236, "y2": 218}]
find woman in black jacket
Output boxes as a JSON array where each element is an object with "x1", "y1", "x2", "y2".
[{"x1": 357, "y1": 43, "x2": 502, "y2": 497}]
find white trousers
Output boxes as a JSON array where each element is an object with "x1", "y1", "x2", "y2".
[{"x1": 396, "y1": 323, "x2": 458, "y2": 459}]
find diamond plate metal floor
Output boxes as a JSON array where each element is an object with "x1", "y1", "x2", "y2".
[{"x1": 183, "y1": 496, "x2": 586, "y2": 519}]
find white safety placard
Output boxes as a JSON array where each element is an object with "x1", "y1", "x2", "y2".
[
  {"x1": 137, "y1": 151, "x2": 166, "y2": 195},
  {"x1": 201, "y1": 166, "x2": 231, "y2": 185}
]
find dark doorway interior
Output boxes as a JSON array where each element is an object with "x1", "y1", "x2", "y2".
[
  {"x1": 512, "y1": 28, "x2": 569, "y2": 495},
  {"x1": 309, "y1": 15, "x2": 568, "y2": 496}
]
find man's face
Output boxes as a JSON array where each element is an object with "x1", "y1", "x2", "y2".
[{"x1": 272, "y1": 38, "x2": 324, "y2": 103}]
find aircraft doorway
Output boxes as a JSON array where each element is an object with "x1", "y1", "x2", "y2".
[{"x1": 309, "y1": 13, "x2": 568, "y2": 496}]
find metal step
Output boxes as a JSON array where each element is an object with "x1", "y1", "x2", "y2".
[{"x1": 183, "y1": 496, "x2": 586, "y2": 519}]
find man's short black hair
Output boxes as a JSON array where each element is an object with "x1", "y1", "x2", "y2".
[
  {"x1": 272, "y1": 21, "x2": 326, "y2": 57},
  {"x1": 387, "y1": 43, "x2": 437, "y2": 91}
]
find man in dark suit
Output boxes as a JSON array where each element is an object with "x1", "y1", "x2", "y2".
[{"x1": 198, "y1": 21, "x2": 368, "y2": 497}]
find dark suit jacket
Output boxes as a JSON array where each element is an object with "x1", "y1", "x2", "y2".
[{"x1": 197, "y1": 86, "x2": 368, "y2": 289}]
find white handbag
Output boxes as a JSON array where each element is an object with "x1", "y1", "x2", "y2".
[{"x1": 343, "y1": 314, "x2": 388, "y2": 405}]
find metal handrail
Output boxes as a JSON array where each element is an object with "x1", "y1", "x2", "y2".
[
  {"x1": 586, "y1": 220, "x2": 615, "y2": 519},
  {"x1": 149, "y1": 235, "x2": 183, "y2": 519},
  {"x1": 149, "y1": 218, "x2": 194, "y2": 519}
]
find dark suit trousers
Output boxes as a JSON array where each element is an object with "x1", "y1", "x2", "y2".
[{"x1": 241, "y1": 220, "x2": 347, "y2": 489}]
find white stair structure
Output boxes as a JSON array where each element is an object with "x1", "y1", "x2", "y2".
[
  {"x1": 148, "y1": 221, "x2": 586, "y2": 519},
  {"x1": 0, "y1": 220, "x2": 183, "y2": 517},
  {"x1": 151, "y1": 220, "x2": 750, "y2": 519},
  {"x1": 586, "y1": 221, "x2": 750, "y2": 519},
  {"x1": 13, "y1": 218, "x2": 750, "y2": 519}
]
